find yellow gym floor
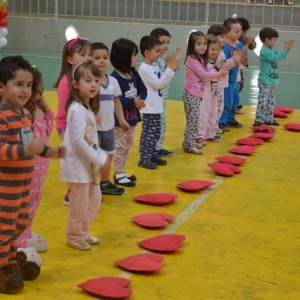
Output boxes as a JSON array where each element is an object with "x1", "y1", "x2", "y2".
[{"x1": 4, "y1": 93, "x2": 300, "y2": 300}]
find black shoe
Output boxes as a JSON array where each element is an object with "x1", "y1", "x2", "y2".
[
  {"x1": 227, "y1": 121, "x2": 243, "y2": 128},
  {"x1": 253, "y1": 121, "x2": 264, "y2": 126},
  {"x1": 151, "y1": 156, "x2": 167, "y2": 166},
  {"x1": 157, "y1": 149, "x2": 173, "y2": 157},
  {"x1": 237, "y1": 105, "x2": 243, "y2": 110},
  {"x1": 219, "y1": 123, "x2": 231, "y2": 132},
  {"x1": 138, "y1": 159, "x2": 157, "y2": 169},
  {"x1": 100, "y1": 181, "x2": 125, "y2": 195}
]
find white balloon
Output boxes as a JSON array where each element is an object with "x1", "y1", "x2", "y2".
[
  {"x1": 0, "y1": 37, "x2": 7, "y2": 47},
  {"x1": 0, "y1": 27, "x2": 8, "y2": 38},
  {"x1": 65, "y1": 25, "x2": 78, "y2": 41}
]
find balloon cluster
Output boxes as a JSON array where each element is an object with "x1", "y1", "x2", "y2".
[{"x1": 0, "y1": 0, "x2": 8, "y2": 48}]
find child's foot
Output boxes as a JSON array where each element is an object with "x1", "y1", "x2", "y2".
[
  {"x1": 138, "y1": 159, "x2": 157, "y2": 169},
  {"x1": 219, "y1": 123, "x2": 231, "y2": 132},
  {"x1": 67, "y1": 240, "x2": 91, "y2": 251},
  {"x1": 0, "y1": 262, "x2": 24, "y2": 294},
  {"x1": 114, "y1": 174, "x2": 136, "y2": 187},
  {"x1": 100, "y1": 181, "x2": 125, "y2": 195},
  {"x1": 157, "y1": 149, "x2": 173, "y2": 157},
  {"x1": 13, "y1": 251, "x2": 41, "y2": 280},
  {"x1": 227, "y1": 120, "x2": 243, "y2": 128},
  {"x1": 183, "y1": 146, "x2": 203, "y2": 155},
  {"x1": 85, "y1": 236, "x2": 100, "y2": 245},
  {"x1": 151, "y1": 156, "x2": 167, "y2": 166},
  {"x1": 265, "y1": 119, "x2": 280, "y2": 126}
]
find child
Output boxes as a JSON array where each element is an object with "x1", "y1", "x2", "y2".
[
  {"x1": 218, "y1": 18, "x2": 247, "y2": 130},
  {"x1": 53, "y1": 36, "x2": 91, "y2": 205},
  {"x1": 17, "y1": 67, "x2": 54, "y2": 253},
  {"x1": 183, "y1": 31, "x2": 227, "y2": 155},
  {"x1": 110, "y1": 38, "x2": 147, "y2": 185},
  {"x1": 60, "y1": 61, "x2": 107, "y2": 251},
  {"x1": 149, "y1": 27, "x2": 182, "y2": 157},
  {"x1": 254, "y1": 27, "x2": 294, "y2": 126},
  {"x1": 0, "y1": 55, "x2": 65, "y2": 294},
  {"x1": 138, "y1": 35, "x2": 179, "y2": 169},
  {"x1": 91, "y1": 42, "x2": 130, "y2": 195}
]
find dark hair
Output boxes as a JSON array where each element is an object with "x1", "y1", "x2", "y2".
[
  {"x1": 110, "y1": 38, "x2": 139, "y2": 74},
  {"x1": 150, "y1": 27, "x2": 171, "y2": 39},
  {"x1": 207, "y1": 24, "x2": 227, "y2": 36},
  {"x1": 24, "y1": 67, "x2": 43, "y2": 115},
  {"x1": 204, "y1": 35, "x2": 220, "y2": 63},
  {"x1": 53, "y1": 37, "x2": 91, "y2": 88},
  {"x1": 0, "y1": 55, "x2": 33, "y2": 85},
  {"x1": 259, "y1": 27, "x2": 279, "y2": 43},
  {"x1": 66, "y1": 61, "x2": 100, "y2": 115},
  {"x1": 140, "y1": 35, "x2": 161, "y2": 57},
  {"x1": 223, "y1": 18, "x2": 242, "y2": 32},
  {"x1": 185, "y1": 31, "x2": 207, "y2": 63},
  {"x1": 91, "y1": 42, "x2": 109, "y2": 53},
  {"x1": 237, "y1": 17, "x2": 250, "y2": 32}
]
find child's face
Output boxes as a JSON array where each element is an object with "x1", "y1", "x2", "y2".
[
  {"x1": 0, "y1": 70, "x2": 33, "y2": 109},
  {"x1": 130, "y1": 52, "x2": 137, "y2": 68},
  {"x1": 217, "y1": 34, "x2": 226, "y2": 47},
  {"x1": 159, "y1": 35, "x2": 171, "y2": 55},
  {"x1": 68, "y1": 47, "x2": 92, "y2": 66},
  {"x1": 207, "y1": 43, "x2": 220, "y2": 60},
  {"x1": 264, "y1": 37, "x2": 277, "y2": 49},
  {"x1": 226, "y1": 24, "x2": 242, "y2": 42},
  {"x1": 91, "y1": 49, "x2": 109, "y2": 74},
  {"x1": 145, "y1": 45, "x2": 161, "y2": 63},
  {"x1": 73, "y1": 70, "x2": 100, "y2": 103},
  {"x1": 194, "y1": 36, "x2": 207, "y2": 56}
]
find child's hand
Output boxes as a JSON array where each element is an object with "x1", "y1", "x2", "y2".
[
  {"x1": 166, "y1": 57, "x2": 179, "y2": 71},
  {"x1": 220, "y1": 68, "x2": 229, "y2": 76},
  {"x1": 284, "y1": 40, "x2": 295, "y2": 50},
  {"x1": 232, "y1": 53, "x2": 241, "y2": 65},
  {"x1": 119, "y1": 120, "x2": 130, "y2": 131},
  {"x1": 173, "y1": 47, "x2": 183, "y2": 62},
  {"x1": 25, "y1": 137, "x2": 44, "y2": 156},
  {"x1": 134, "y1": 96, "x2": 145, "y2": 110},
  {"x1": 245, "y1": 36, "x2": 255, "y2": 47},
  {"x1": 216, "y1": 60, "x2": 225, "y2": 69},
  {"x1": 47, "y1": 146, "x2": 66, "y2": 159}
]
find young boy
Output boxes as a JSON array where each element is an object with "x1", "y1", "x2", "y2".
[
  {"x1": 150, "y1": 28, "x2": 181, "y2": 157},
  {"x1": 0, "y1": 56, "x2": 65, "y2": 294},
  {"x1": 138, "y1": 35, "x2": 179, "y2": 169},
  {"x1": 254, "y1": 27, "x2": 295, "y2": 126},
  {"x1": 91, "y1": 42, "x2": 131, "y2": 193}
]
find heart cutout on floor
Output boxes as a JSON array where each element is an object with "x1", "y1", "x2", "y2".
[
  {"x1": 274, "y1": 109, "x2": 288, "y2": 118},
  {"x1": 236, "y1": 137, "x2": 264, "y2": 146},
  {"x1": 215, "y1": 155, "x2": 246, "y2": 165},
  {"x1": 176, "y1": 180, "x2": 214, "y2": 192},
  {"x1": 78, "y1": 277, "x2": 133, "y2": 298},
  {"x1": 282, "y1": 123, "x2": 300, "y2": 132},
  {"x1": 250, "y1": 125, "x2": 276, "y2": 133},
  {"x1": 229, "y1": 145, "x2": 256, "y2": 155},
  {"x1": 249, "y1": 132, "x2": 274, "y2": 141},
  {"x1": 114, "y1": 253, "x2": 165, "y2": 272},
  {"x1": 134, "y1": 193, "x2": 177, "y2": 205},
  {"x1": 138, "y1": 234, "x2": 186, "y2": 252},
  {"x1": 275, "y1": 105, "x2": 294, "y2": 113},
  {"x1": 208, "y1": 163, "x2": 235, "y2": 176},
  {"x1": 131, "y1": 212, "x2": 175, "y2": 228}
]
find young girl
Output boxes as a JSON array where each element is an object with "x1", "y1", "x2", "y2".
[
  {"x1": 60, "y1": 61, "x2": 107, "y2": 251},
  {"x1": 110, "y1": 38, "x2": 147, "y2": 186},
  {"x1": 53, "y1": 36, "x2": 91, "y2": 205},
  {"x1": 17, "y1": 67, "x2": 54, "y2": 253},
  {"x1": 183, "y1": 31, "x2": 226, "y2": 155}
]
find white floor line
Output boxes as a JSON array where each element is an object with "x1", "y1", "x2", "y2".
[{"x1": 116, "y1": 176, "x2": 224, "y2": 280}]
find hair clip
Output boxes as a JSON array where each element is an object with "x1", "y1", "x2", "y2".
[
  {"x1": 67, "y1": 35, "x2": 88, "y2": 51},
  {"x1": 31, "y1": 64, "x2": 37, "y2": 69}
]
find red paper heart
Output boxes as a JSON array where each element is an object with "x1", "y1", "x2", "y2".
[
  {"x1": 138, "y1": 234, "x2": 186, "y2": 252},
  {"x1": 229, "y1": 145, "x2": 256, "y2": 155},
  {"x1": 114, "y1": 253, "x2": 164, "y2": 272},
  {"x1": 275, "y1": 106, "x2": 294, "y2": 113},
  {"x1": 215, "y1": 156, "x2": 246, "y2": 165},
  {"x1": 225, "y1": 163, "x2": 242, "y2": 174},
  {"x1": 273, "y1": 109, "x2": 288, "y2": 118},
  {"x1": 282, "y1": 123, "x2": 300, "y2": 132},
  {"x1": 78, "y1": 277, "x2": 133, "y2": 298},
  {"x1": 131, "y1": 213, "x2": 174, "y2": 228},
  {"x1": 236, "y1": 137, "x2": 264, "y2": 146},
  {"x1": 177, "y1": 180, "x2": 214, "y2": 192},
  {"x1": 249, "y1": 132, "x2": 274, "y2": 141},
  {"x1": 134, "y1": 193, "x2": 177, "y2": 205},
  {"x1": 250, "y1": 125, "x2": 276, "y2": 133},
  {"x1": 208, "y1": 163, "x2": 234, "y2": 176}
]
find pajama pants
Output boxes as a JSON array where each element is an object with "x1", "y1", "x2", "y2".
[
  {"x1": 182, "y1": 92, "x2": 201, "y2": 149},
  {"x1": 139, "y1": 114, "x2": 161, "y2": 160},
  {"x1": 255, "y1": 83, "x2": 276, "y2": 123},
  {"x1": 155, "y1": 101, "x2": 166, "y2": 151},
  {"x1": 66, "y1": 182, "x2": 102, "y2": 243},
  {"x1": 114, "y1": 126, "x2": 136, "y2": 174}
]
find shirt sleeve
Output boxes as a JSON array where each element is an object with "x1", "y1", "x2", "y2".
[
  {"x1": 55, "y1": 76, "x2": 69, "y2": 130},
  {"x1": 260, "y1": 47, "x2": 288, "y2": 63}
]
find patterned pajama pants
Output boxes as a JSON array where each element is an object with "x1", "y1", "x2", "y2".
[
  {"x1": 255, "y1": 83, "x2": 276, "y2": 123},
  {"x1": 66, "y1": 183, "x2": 102, "y2": 243},
  {"x1": 114, "y1": 126, "x2": 136, "y2": 173},
  {"x1": 155, "y1": 101, "x2": 166, "y2": 151},
  {"x1": 182, "y1": 92, "x2": 201, "y2": 149},
  {"x1": 139, "y1": 114, "x2": 161, "y2": 160}
]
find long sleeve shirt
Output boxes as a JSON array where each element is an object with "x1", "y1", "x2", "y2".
[{"x1": 55, "y1": 75, "x2": 68, "y2": 131}]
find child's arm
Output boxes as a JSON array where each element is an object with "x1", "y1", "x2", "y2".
[
  {"x1": 38, "y1": 98, "x2": 54, "y2": 138},
  {"x1": 55, "y1": 76, "x2": 69, "y2": 131},
  {"x1": 114, "y1": 98, "x2": 130, "y2": 131},
  {"x1": 261, "y1": 42, "x2": 294, "y2": 63}
]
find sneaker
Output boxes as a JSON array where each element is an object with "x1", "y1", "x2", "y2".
[
  {"x1": 253, "y1": 121, "x2": 264, "y2": 126},
  {"x1": 195, "y1": 138, "x2": 208, "y2": 145},
  {"x1": 157, "y1": 149, "x2": 173, "y2": 157},
  {"x1": 85, "y1": 236, "x2": 100, "y2": 245},
  {"x1": 151, "y1": 156, "x2": 167, "y2": 166},
  {"x1": 237, "y1": 105, "x2": 243, "y2": 109},
  {"x1": 183, "y1": 146, "x2": 203, "y2": 155},
  {"x1": 100, "y1": 181, "x2": 125, "y2": 195},
  {"x1": 227, "y1": 120, "x2": 243, "y2": 128},
  {"x1": 67, "y1": 240, "x2": 91, "y2": 251},
  {"x1": 207, "y1": 135, "x2": 221, "y2": 143},
  {"x1": 138, "y1": 159, "x2": 157, "y2": 169},
  {"x1": 215, "y1": 128, "x2": 224, "y2": 134},
  {"x1": 114, "y1": 174, "x2": 136, "y2": 187},
  {"x1": 219, "y1": 123, "x2": 231, "y2": 132},
  {"x1": 64, "y1": 189, "x2": 71, "y2": 206}
]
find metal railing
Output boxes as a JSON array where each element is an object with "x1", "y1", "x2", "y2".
[{"x1": 8, "y1": 0, "x2": 300, "y2": 29}]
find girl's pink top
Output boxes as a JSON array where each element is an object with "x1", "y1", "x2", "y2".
[
  {"x1": 34, "y1": 110, "x2": 55, "y2": 144},
  {"x1": 184, "y1": 55, "x2": 222, "y2": 98},
  {"x1": 55, "y1": 75, "x2": 69, "y2": 131}
]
